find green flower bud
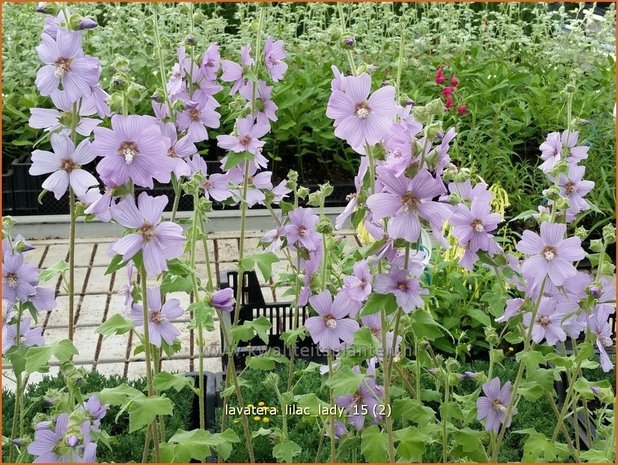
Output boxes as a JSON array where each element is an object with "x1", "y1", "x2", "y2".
[
  {"x1": 317, "y1": 218, "x2": 333, "y2": 235},
  {"x1": 602, "y1": 224, "x2": 616, "y2": 244},
  {"x1": 589, "y1": 239, "x2": 604, "y2": 253},
  {"x1": 542, "y1": 186, "x2": 562, "y2": 202},
  {"x1": 330, "y1": 27, "x2": 342, "y2": 42},
  {"x1": 574, "y1": 226, "x2": 588, "y2": 240},
  {"x1": 297, "y1": 187, "x2": 310, "y2": 200},
  {"x1": 484, "y1": 326, "x2": 500, "y2": 346}
]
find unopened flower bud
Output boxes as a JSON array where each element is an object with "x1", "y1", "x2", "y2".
[
  {"x1": 457, "y1": 104, "x2": 467, "y2": 115},
  {"x1": 589, "y1": 239, "x2": 604, "y2": 253},
  {"x1": 330, "y1": 27, "x2": 342, "y2": 42},
  {"x1": 66, "y1": 435, "x2": 79, "y2": 448},
  {"x1": 602, "y1": 224, "x2": 616, "y2": 244},
  {"x1": 587, "y1": 285, "x2": 601, "y2": 299},
  {"x1": 461, "y1": 371, "x2": 477, "y2": 380},
  {"x1": 450, "y1": 75, "x2": 460, "y2": 87},
  {"x1": 185, "y1": 35, "x2": 197, "y2": 47},
  {"x1": 542, "y1": 186, "x2": 561, "y2": 202},
  {"x1": 36, "y1": 2, "x2": 59, "y2": 14},
  {"x1": 484, "y1": 326, "x2": 500, "y2": 346},
  {"x1": 111, "y1": 75, "x2": 126, "y2": 89},
  {"x1": 343, "y1": 36, "x2": 355, "y2": 48},
  {"x1": 12, "y1": 438, "x2": 25, "y2": 447},
  {"x1": 77, "y1": 18, "x2": 98, "y2": 30},
  {"x1": 317, "y1": 218, "x2": 333, "y2": 235},
  {"x1": 574, "y1": 226, "x2": 588, "y2": 240},
  {"x1": 297, "y1": 186, "x2": 310, "y2": 200}
]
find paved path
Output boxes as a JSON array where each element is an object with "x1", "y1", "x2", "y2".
[{"x1": 2, "y1": 230, "x2": 360, "y2": 391}]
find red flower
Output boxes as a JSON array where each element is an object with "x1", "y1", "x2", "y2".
[
  {"x1": 445, "y1": 94, "x2": 455, "y2": 110},
  {"x1": 451, "y1": 75, "x2": 460, "y2": 87},
  {"x1": 435, "y1": 67, "x2": 445, "y2": 85},
  {"x1": 457, "y1": 104, "x2": 467, "y2": 115},
  {"x1": 441, "y1": 86, "x2": 454, "y2": 97}
]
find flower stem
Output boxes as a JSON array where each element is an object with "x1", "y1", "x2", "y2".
[
  {"x1": 442, "y1": 377, "x2": 449, "y2": 462},
  {"x1": 491, "y1": 278, "x2": 547, "y2": 461},
  {"x1": 380, "y1": 309, "x2": 395, "y2": 462},
  {"x1": 68, "y1": 187, "x2": 76, "y2": 340},
  {"x1": 139, "y1": 263, "x2": 160, "y2": 462},
  {"x1": 327, "y1": 352, "x2": 336, "y2": 463},
  {"x1": 9, "y1": 304, "x2": 24, "y2": 463},
  {"x1": 190, "y1": 193, "x2": 206, "y2": 434}
]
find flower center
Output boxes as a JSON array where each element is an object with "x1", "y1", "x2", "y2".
[
  {"x1": 355, "y1": 102, "x2": 371, "y2": 119},
  {"x1": 298, "y1": 226, "x2": 308, "y2": 237},
  {"x1": 397, "y1": 280, "x2": 408, "y2": 292},
  {"x1": 598, "y1": 335, "x2": 612, "y2": 347},
  {"x1": 564, "y1": 181, "x2": 577, "y2": 194},
  {"x1": 537, "y1": 315, "x2": 550, "y2": 327},
  {"x1": 6, "y1": 273, "x2": 18, "y2": 288},
  {"x1": 167, "y1": 147, "x2": 177, "y2": 158},
  {"x1": 239, "y1": 135, "x2": 252, "y2": 147},
  {"x1": 60, "y1": 159, "x2": 76, "y2": 173},
  {"x1": 491, "y1": 399, "x2": 507, "y2": 413},
  {"x1": 119, "y1": 142, "x2": 138, "y2": 165},
  {"x1": 401, "y1": 192, "x2": 419, "y2": 212},
  {"x1": 471, "y1": 219, "x2": 484, "y2": 233},
  {"x1": 140, "y1": 223, "x2": 157, "y2": 241},
  {"x1": 325, "y1": 316, "x2": 337, "y2": 328},
  {"x1": 201, "y1": 179, "x2": 213, "y2": 190},
  {"x1": 542, "y1": 246, "x2": 557, "y2": 261},
  {"x1": 54, "y1": 57, "x2": 71, "y2": 78},
  {"x1": 150, "y1": 311, "x2": 165, "y2": 324},
  {"x1": 189, "y1": 108, "x2": 201, "y2": 122},
  {"x1": 393, "y1": 148, "x2": 403, "y2": 158}
]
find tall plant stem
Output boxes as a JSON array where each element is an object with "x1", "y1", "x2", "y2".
[
  {"x1": 491, "y1": 278, "x2": 546, "y2": 461},
  {"x1": 336, "y1": 3, "x2": 357, "y2": 76},
  {"x1": 68, "y1": 189, "x2": 76, "y2": 340},
  {"x1": 218, "y1": 311, "x2": 255, "y2": 462},
  {"x1": 380, "y1": 308, "x2": 395, "y2": 462},
  {"x1": 327, "y1": 352, "x2": 336, "y2": 463},
  {"x1": 8, "y1": 304, "x2": 24, "y2": 463},
  {"x1": 190, "y1": 193, "x2": 206, "y2": 435},
  {"x1": 140, "y1": 263, "x2": 160, "y2": 462}
]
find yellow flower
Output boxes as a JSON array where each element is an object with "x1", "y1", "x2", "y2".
[
  {"x1": 258, "y1": 402, "x2": 265, "y2": 407},
  {"x1": 253, "y1": 416, "x2": 261, "y2": 422},
  {"x1": 262, "y1": 417, "x2": 270, "y2": 423},
  {"x1": 246, "y1": 403, "x2": 254, "y2": 409}
]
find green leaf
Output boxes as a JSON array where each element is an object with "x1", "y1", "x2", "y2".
[
  {"x1": 394, "y1": 427, "x2": 432, "y2": 460},
  {"x1": 24, "y1": 344, "x2": 54, "y2": 373},
  {"x1": 38, "y1": 260, "x2": 69, "y2": 282},
  {"x1": 223, "y1": 151, "x2": 254, "y2": 171},
  {"x1": 465, "y1": 307, "x2": 491, "y2": 327},
  {"x1": 325, "y1": 366, "x2": 364, "y2": 396},
  {"x1": 153, "y1": 372, "x2": 194, "y2": 392},
  {"x1": 54, "y1": 339, "x2": 78, "y2": 363},
  {"x1": 280, "y1": 326, "x2": 306, "y2": 346},
  {"x1": 361, "y1": 425, "x2": 388, "y2": 462},
  {"x1": 97, "y1": 314, "x2": 134, "y2": 337},
  {"x1": 359, "y1": 293, "x2": 397, "y2": 317},
  {"x1": 392, "y1": 398, "x2": 436, "y2": 426},
  {"x1": 294, "y1": 393, "x2": 328, "y2": 418},
  {"x1": 272, "y1": 439, "x2": 302, "y2": 463},
  {"x1": 410, "y1": 310, "x2": 443, "y2": 340},
  {"x1": 166, "y1": 428, "x2": 240, "y2": 462},
  {"x1": 516, "y1": 349, "x2": 545, "y2": 373},
  {"x1": 240, "y1": 252, "x2": 279, "y2": 281},
  {"x1": 230, "y1": 316, "x2": 272, "y2": 345},
  {"x1": 453, "y1": 427, "x2": 485, "y2": 453},
  {"x1": 160, "y1": 275, "x2": 193, "y2": 294},
  {"x1": 246, "y1": 348, "x2": 289, "y2": 370},
  {"x1": 187, "y1": 302, "x2": 215, "y2": 331},
  {"x1": 95, "y1": 383, "x2": 144, "y2": 405},
  {"x1": 128, "y1": 396, "x2": 173, "y2": 433},
  {"x1": 105, "y1": 254, "x2": 127, "y2": 275}
]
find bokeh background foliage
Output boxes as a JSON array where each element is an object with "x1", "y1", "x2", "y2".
[{"x1": 2, "y1": 2, "x2": 615, "y2": 223}]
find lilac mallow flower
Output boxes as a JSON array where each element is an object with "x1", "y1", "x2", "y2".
[
  {"x1": 554, "y1": 164, "x2": 594, "y2": 217},
  {"x1": 111, "y1": 193, "x2": 185, "y2": 276},
  {"x1": 343, "y1": 260, "x2": 373, "y2": 303},
  {"x1": 160, "y1": 122, "x2": 195, "y2": 178},
  {"x1": 476, "y1": 377, "x2": 515, "y2": 433},
  {"x1": 335, "y1": 368, "x2": 383, "y2": 430},
  {"x1": 176, "y1": 93, "x2": 221, "y2": 142},
  {"x1": 131, "y1": 287, "x2": 183, "y2": 347},
  {"x1": 449, "y1": 197, "x2": 502, "y2": 269},
  {"x1": 588, "y1": 312, "x2": 614, "y2": 372},
  {"x1": 523, "y1": 297, "x2": 567, "y2": 346},
  {"x1": 28, "y1": 413, "x2": 96, "y2": 463},
  {"x1": 2, "y1": 252, "x2": 39, "y2": 304},
  {"x1": 516, "y1": 222, "x2": 585, "y2": 286},
  {"x1": 305, "y1": 290, "x2": 360, "y2": 351},
  {"x1": 200, "y1": 43, "x2": 220, "y2": 81},
  {"x1": 35, "y1": 29, "x2": 100, "y2": 102},
  {"x1": 93, "y1": 115, "x2": 175, "y2": 189},
  {"x1": 539, "y1": 130, "x2": 589, "y2": 173},
  {"x1": 186, "y1": 154, "x2": 232, "y2": 202},
  {"x1": 83, "y1": 395, "x2": 108, "y2": 430},
  {"x1": 284, "y1": 207, "x2": 321, "y2": 252},
  {"x1": 239, "y1": 80, "x2": 278, "y2": 125},
  {"x1": 367, "y1": 167, "x2": 450, "y2": 244},
  {"x1": 210, "y1": 288, "x2": 235, "y2": 313},
  {"x1": 220, "y1": 45, "x2": 254, "y2": 95},
  {"x1": 227, "y1": 164, "x2": 273, "y2": 207},
  {"x1": 29, "y1": 91, "x2": 101, "y2": 137},
  {"x1": 326, "y1": 73, "x2": 397, "y2": 148},
  {"x1": 263, "y1": 36, "x2": 288, "y2": 82},
  {"x1": 30, "y1": 134, "x2": 98, "y2": 200},
  {"x1": 217, "y1": 116, "x2": 270, "y2": 166},
  {"x1": 374, "y1": 267, "x2": 428, "y2": 313},
  {"x1": 3, "y1": 317, "x2": 45, "y2": 353}
]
